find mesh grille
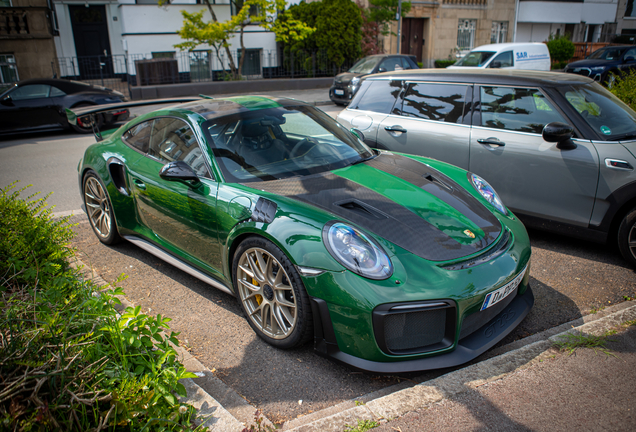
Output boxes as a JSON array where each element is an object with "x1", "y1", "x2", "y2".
[{"x1": 384, "y1": 309, "x2": 446, "y2": 352}]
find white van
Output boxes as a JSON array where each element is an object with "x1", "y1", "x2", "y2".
[{"x1": 447, "y1": 43, "x2": 551, "y2": 71}]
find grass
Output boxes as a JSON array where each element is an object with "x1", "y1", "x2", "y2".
[
  {"x1": 553, "y1": 330, "x2": 618, "y2": 357},
  {"x1": 343, "y1": 419, "x2": 380, "y2": 432}
]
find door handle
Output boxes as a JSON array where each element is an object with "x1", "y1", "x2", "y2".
[
  {"x1": 477, "y1": 137, "x2": 505, "y2": 146},
  {"x1": 385, "y1": 125, "x2": 407, "y2": 133},
  {"x1": 133, "y1": 178, "x2": 146, "y2": 190}
]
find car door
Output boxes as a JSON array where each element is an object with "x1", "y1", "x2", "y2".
[
  {"x1": 128, "y1": 116, "x2": 224, "y2": 276},
  {"x1": 619, "y1": 47, "x2": 636, "y2": 74},
  {"x1": 469, "y1": 85, "x2": 599, "y2": 226},
  {"x1": 0, "y1": 84, "x2": 59, "y2": 132},
  {"x1": 376, "y1": 81, "x2": 472, "y2": 169}
]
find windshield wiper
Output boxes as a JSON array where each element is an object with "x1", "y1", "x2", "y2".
[{"x1": 608, "y1": 132, "x2": 636, "y2": 141}]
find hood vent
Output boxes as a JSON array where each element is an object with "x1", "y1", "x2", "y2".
[
  {"x1": 335, "y1": 199, "x2": 388, "y2": 220},
  {"x1": 424, "y1": 173, "x2": 453, "y2": 192}
]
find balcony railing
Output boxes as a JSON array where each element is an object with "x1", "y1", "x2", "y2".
[
  {"x1": 442, "y1": 0, "x2": 487, "y2": 6},
  {"x1": 0, "y1": 7, "x2": 54, "y2": 39}
]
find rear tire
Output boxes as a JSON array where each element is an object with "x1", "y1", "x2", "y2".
[
  {"x1": 617, "y1": 207, "x2": 636, "y2": 268},
  {"x1": 83, "y1": 170, "x2": 121, "y2": 245}
]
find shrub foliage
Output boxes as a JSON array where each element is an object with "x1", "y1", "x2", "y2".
[
  {"x1": 0, "y1": 183, "x2": 203, "y2": 431},
  {"x1": 608, "y1": 69, "x2": 636, "y2": 111},
  {"x1": 546, "y1": 35, "x2": 575, "y2": 63}
]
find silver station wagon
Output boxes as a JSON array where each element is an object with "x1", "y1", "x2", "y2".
[{"x1": 337, "y1": 69, "x2": 636, "y2": 267}]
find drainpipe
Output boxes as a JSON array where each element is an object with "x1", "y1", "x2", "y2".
[
  {"x1": 513, "y1": 0, "x2": 519, "y2": 42},
  {"x1": 397, "y1": 0, "x2": 402, "y2": 54}
]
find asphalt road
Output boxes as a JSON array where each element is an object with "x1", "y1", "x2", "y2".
[{"x1": 2, "y1": 102, "x2": 635, "y2": 427}]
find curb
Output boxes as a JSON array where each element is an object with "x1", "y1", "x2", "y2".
[{"x1": 66, "y1": 215, "x2": 636, "y2": 431}]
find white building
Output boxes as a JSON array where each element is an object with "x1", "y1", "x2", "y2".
[{"x1": 515, "y1": 0, "x2": 619, "y2": 42}]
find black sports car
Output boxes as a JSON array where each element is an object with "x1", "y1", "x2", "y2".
[{"x1": 0, "y1": 78, "x2": 129, "y2": 135}]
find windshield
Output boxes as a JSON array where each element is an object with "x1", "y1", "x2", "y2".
[
  {"x1": 588, "y1": 47, "x2": 627, "y2": 60},
  {"x1": 454, "y1": 51, "x2": 496, "y2": 67},
  {"x1": 203, "y1": 105, "x2": 374, "y2": 183},
  {"x1": 348, "y1": 57, "x2": 381, "y2": 74},
  {"x1": 557, "y1": 82, "x2": 636, "y2": 140}
]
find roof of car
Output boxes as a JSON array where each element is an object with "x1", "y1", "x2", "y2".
[
  {"x1": 364, "y1": 68, "x2": 595, "y2": 86},
  {"x1": 470, "y1": 42, "x2": 548, "y2": 51},
  {"x1": 16, "y1": 78, "x2": 112, "y2": 94},
  {"x1": 181, "y1": 95, "x2": 312, "y2": 120}
]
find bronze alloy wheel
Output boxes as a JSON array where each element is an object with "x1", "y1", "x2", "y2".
[
  {"x1": 618, "y1": 207, "x2": 636, "y2": 268},
  {"x1": 83, "y1": 172, "x2": 120, "y2": 245},
  {"x1": 236, "y1": 246, "x2": 298, "y2": 340}
]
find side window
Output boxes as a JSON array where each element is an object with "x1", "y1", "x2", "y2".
[
  {"x1": 10, "y1": 84, "x2": 51, "y2": 100},
  {"x1": 624, "y1": 48, "x2": 636, "y2": 61},
  {"x1": 480, "y1": 87, "x2": 567, "y2": 134},
  {"x1": 490, "y1": 51, "x2": 513, "y2": 68},
  {"x1": 400, "y1": 57, "x2": 414, "y2": 69},
  {"x1": 123, "y1": 120, "x2": 153, "y2": 153},
  {"x1": 50, "y1": 86, "x2": 66, "y2": 97},
  {"x1": 401, "y1": 83, "x2": 468, "y2": 123},
  {"x1": 149, "y1": 118, "x2": 209, "y2": 177},
  {"x1": 350, "y1": 80, "x2": 402, "y2": 114},
  {"x1": 378, "y1": 58, "x2": 402, "y2": 72}
]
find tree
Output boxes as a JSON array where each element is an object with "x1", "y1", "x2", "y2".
[
  {"x1": 358, "y1": 1, "x2": 382, "y2": 56},
  {"x1": 173, "y1": 0, "x2": 313, "y2": 79},
  {"x1": 368, "y1": 0, "x2": 411, "y2": 37},
  {"x1": 546, "y1": 33, "x2": 575, "y2": 66}
]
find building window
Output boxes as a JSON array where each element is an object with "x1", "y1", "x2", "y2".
[
  {"x1": 627, "y1": 0, "x2": 636, "y2": 17},
  {"x1": 231, "y1": 0, "x2": 260, "y2": 17},
  {"x1": 491, "y1": 21, "x2": 508, "y2": 44},
  {"x1": 457, "y1": 19, "x2": 477, "y2": 52},
  {"x1": 152, "y1": 52, "x2": 175, "y2": 59},
  {"x1": 0, "y1": 54, "x2": 19, "y2": 84},
  {"x1": 0, "y1": 0, "x2": 12, "y2": 6}
]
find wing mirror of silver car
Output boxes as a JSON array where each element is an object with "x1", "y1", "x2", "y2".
[
  {"x1": 350, "y1": 128, "x2": 365, "y2": 142},
  {"x1": 542, "y1": 122, "x2": 576, "y2": 150},
  {"x1": 159, "y1": 160, "x2": 201, "y2": 186}
]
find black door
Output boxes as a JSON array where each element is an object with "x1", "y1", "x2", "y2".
[
  {"x1": 69, "y1": 5, "x2": 114, "y2": 79},
  {"x1": 401, "y1": 18, "x2": 424, "y2": 63},
  {"x1": 0, "y1": 84, "x2": 65, "y2": 133}
]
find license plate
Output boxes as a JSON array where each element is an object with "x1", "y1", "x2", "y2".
[
  {"x1": 480, "y1": 266, "x2": 528, "y2": 311},
  {"x1": 334, "y1": 89, "x2": 344, "y2": 96}
]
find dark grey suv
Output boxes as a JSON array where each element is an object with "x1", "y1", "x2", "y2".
[{"x1": 337, "y1": 69, "x2": 636, "y2": 267}]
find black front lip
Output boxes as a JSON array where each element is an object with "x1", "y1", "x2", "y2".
[{"x1": 311, "y1": 285, "x2": 534, "y2": 374}]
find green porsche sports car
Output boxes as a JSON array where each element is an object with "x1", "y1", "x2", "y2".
[{"x1": 73, "y1": 96, "x2": 533, "y2": 373}]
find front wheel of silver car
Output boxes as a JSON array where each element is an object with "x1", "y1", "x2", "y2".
[
  {"x1": 83, "y1": 171, "x2": 121, "y2": 245},
  {"x1": 233, "y1": 237, "x2": 312, "y2": 349},
  {"x1": 618, "y1": 207, "x2": 636, "y2": 268}
]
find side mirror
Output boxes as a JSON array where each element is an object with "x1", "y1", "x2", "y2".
[
  {"x1": 159, "y1": 160, "x2": 200, "y2": 185},
  {"x1": 350, "y1": 128, "x2": 365, "y2": 142},
  {"x1": 377, "y1": 67, "x2": 387, "y2": 73},
  {"x1": 1, "y1": 95, "x2": 12, "y2": 105},
  {"x1": 489, "y1": 61, "x2": 501, "y2": 69},
  {"x1": 543, "y1": 122, "x2": 576, "y2": 150}
]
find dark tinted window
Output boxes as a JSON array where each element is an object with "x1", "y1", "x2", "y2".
[
  {"x1": 400, "y1": 83, "x2": 468, "y2": 123},
  {"x1": 123, "y1": 120, "x2": 152, "y2": 152},
  {"x1": 350, "y1": 80, "x2": 401, "y2": 114},
  {"x1": 480, "y1": 86, "x2": 567, "y2": 134},
  {"x1": 10, "y1": 84, "x2": 50, "y2": 100},
  {"x1": 378, "y1": 57, "x2": 404, "y2": 72},
  {"x1": 490, "y1": 51, "x2": 513, "y2": 68},
  {"x1": 149, "y1": 117, "x2": 209, "y2": 177}
]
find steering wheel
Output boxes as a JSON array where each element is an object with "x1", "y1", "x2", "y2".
[{"x1": 289, "y1": 137, "x2": 319, "y2": 159}]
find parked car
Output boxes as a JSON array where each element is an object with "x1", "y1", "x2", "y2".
[
  {"x1": 564, "y1": 45, "x2": 636, "y2": 84},
  {"x1": 448, "y1": 43, "x2": 551, "y2": 71},
  {"x1": 329, "y1": 54, "x2": 419, "y2": 105},
  {"x1": 0, "y1": 78, "x2": 129, "y2": 135},
  {"x1": 336, "y1": 69, "x2": 636, "y2": 267},
  {"x1": 72, "y1": 95, "x2": 532, "y2": 373}
]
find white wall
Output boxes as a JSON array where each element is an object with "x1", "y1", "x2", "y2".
[
  {"x1": 581, "y1": 2, "x2": 619, "y2": 24},
  {"x1": 518, "y1": 2, "x2": 582, "y2": 23}
]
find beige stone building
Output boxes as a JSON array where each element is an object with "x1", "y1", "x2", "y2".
[
  {"x1": 382, "y1": 0, "x2": 516, "y2": 68},
  {"x1": 0, "y1": 0, "x2": 59, "y2": 82}
]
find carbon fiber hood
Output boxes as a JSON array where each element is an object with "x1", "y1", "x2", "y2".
[{"x1": 253, "y1": 153, "x2": 502, "y2": 262}]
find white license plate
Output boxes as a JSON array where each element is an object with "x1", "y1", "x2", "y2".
[
  {"x1": 334, "y1": 89, "x2": 344, "y2": 95},
  {"x1": 480, "y1": 266, "x2": 528, "y2": 311}
]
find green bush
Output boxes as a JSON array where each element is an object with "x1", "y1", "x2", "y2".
[
  {"x1": 608, "y1": 69, "x2": 636, "y2": 111},
  {"x1": 551, "y1": 60, "x2": 569, "y2": 70},
  {"x1": 0, "y1": 183, "x2": 204, "y2": 431},
  {"x1": 434, "y1": 59, "x2": 456, "y2": 68},
  {"x1": 546, "y1": 35, "x2": 575, "y2": 63}
]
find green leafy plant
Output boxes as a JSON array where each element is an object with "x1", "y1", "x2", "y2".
[
  {"x1": 435, "y1": 59, "x2": 456, "y2": 68},
  {"x1": 0, "y1": 182, "x2": 205, "y2": 431},
  {"x1": 343, "y1": 419, "x2": 380, "y2": 432},
  {"x1": 553, "y1": 330, "x2": 617, "y2": 357},
  {"x1": 546, "y1": 34, "x2": 575, "y2": 64},
  {"x1": 241, "y1": 410, "x2": 275, "y2": 432},
  {"x1": 608, "y1": 69, "x2": 636, "y2": 111}
]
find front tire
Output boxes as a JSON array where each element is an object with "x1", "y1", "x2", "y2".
[
  {"x1": 233, "y1": 237, "x2": 312, "y2": 349},
  {"x1": 83, "y1": 171, "x2": 121, "y2": 245},
  {"x1": 618, "y1": 206, "x2": 636, "y2": 268}
]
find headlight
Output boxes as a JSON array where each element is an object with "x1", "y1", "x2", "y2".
[
  {"x1": 323, "y1": 221, "x2": 393, "y2": 280},
  {"x1": 589, "y1": 66, "x2": 606, "y2": 73},
  {"x1": 351, "y1": 76, "x2": 360, "y2": 87},
  {"x1": 469, "y1": 173, "x2": 507, "y2": 216}
]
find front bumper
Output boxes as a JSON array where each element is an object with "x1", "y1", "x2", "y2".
[
  {"x1": 329, "y1": 85, "x2": 354, "y2": 104},
  {"x1": 311, "y1": 285, "x2": 534, "y2": 373}
]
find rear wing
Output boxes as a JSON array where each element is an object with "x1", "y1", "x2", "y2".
[{"x1": 65, "y1": 97, "x2": 206, "y2": 141}]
